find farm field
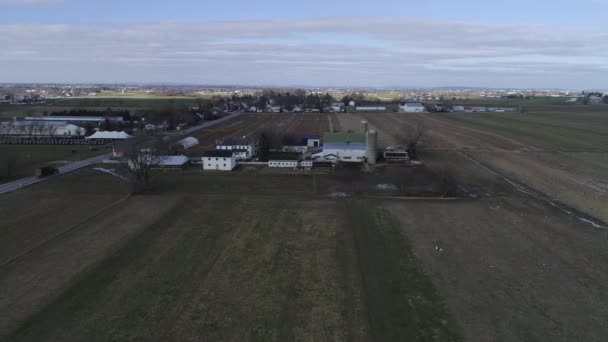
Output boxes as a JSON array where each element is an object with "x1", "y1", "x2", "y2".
[
  {"x1": 2, "y1": 154, "x2": 608, "y2": 341},
  {"x1": 1, "y1": 168, "x2": 461, "y2": 341},
  {"x1": 340, "y1": 109, "x2": 608, "y2": 224},
  {"x1": 0, "y1": 145, "x2": 108, "y2": 183},
  {"x1": 2, "y1": 108, "x2": 608, "y2": 341}
]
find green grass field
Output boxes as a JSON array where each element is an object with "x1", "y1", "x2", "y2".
[
  {"x1": 432, "y1": 109, "x2": 608, "y2": 151},
  {"x1": 0, "y1": 145, "x2": 108, "y2": 182},
  {"x1": 1, "y1": 168, "x2": 461, "y2": 341}
]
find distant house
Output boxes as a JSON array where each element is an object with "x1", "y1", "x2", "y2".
[
  {"x1": 399, "y1": 102, "x2": 425, "y2": 113},
  {"x1": 202, "y1": 150, "x2": 237, "y2": 171},
  {"x1": 216, "y1": 138, "x2": 256, "y2": 160}
]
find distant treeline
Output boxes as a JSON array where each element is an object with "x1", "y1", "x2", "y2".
[{"x1": 47, "y1": 108, "x2": 132, "y2": 121}]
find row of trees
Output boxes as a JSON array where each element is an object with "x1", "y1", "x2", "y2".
[{"x1": 0, "y1": 121, "x2": 86, "y2": 136}]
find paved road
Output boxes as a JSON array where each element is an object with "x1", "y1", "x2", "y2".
[
  {"x1": 0, "y1": 153, "x2": 112, "y2": 195},
  {"x1": 0, "y1": 113, "x2": 243, "y2": 195},
  {"x1": 171, "y1": 112, "x2": 243, "y2": 136}
]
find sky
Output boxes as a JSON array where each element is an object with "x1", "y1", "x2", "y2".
[{"x1": 0, "y1": 0, "x2": 607, "y2": 89}]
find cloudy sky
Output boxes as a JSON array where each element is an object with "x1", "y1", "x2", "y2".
[{"x1": 0, "y1": 0, "x2": 607, "y2": 88}]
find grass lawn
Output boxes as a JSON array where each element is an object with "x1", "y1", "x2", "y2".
[
  {"x1": 0, "y1": 145, "x2": 108, "y2": 182},
  {"x1": 432, "y1": 109, "x2": 608, "y2": 151}
]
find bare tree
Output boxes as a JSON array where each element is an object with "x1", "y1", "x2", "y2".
[
  {"x1": 437, "y1": 166, "x2": 458, "y2": 197},
  {"x1": 21, "y1": 121, "x2": 39, "y2": 136},
  {"x1": 402, "y1": 121, "x2": 427, "y2": 160},
  {"x1": 121, "y1": 135, "x2": 165, "y2": 194}
]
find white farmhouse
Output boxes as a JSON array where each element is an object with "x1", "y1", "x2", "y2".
[
  {"x1": 399, "y1": 102, "x2": 425, "y2": 113},
  {"x1": 202, "y1": 150, "x2": 237, "y2": 171},
  {"x1": 216, "y1": 138, "x2": 256, "y2": 160}
]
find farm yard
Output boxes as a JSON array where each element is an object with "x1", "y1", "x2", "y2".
[
  {"x1": 185, "y1": 113, "x2": 332, "y2": 155},
  {"x1": 2, "y1": 107, "x2": 608, "y2": 341}
]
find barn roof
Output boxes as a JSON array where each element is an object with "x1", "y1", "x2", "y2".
[
  {"x1": 203, "y1": 150, "x2": 234, "y2": 158},
  {"x1": 177, "y1": 137, "x2": 199, "y2": 149},
  {"x1": 86, "y1": 131, "x2": 133, "y2": 139},
  {"x1": 323, "y1": 132, "x2": 366, "y2": 144},
  {"x1": 156, "y1": 155, "x2": 189, "y2": 166}
]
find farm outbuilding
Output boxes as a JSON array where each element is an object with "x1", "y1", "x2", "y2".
[
  {"x1": 154, "y1": 155, "x2": 190, "y2": 169},
  {"x1": 86, "y1": 131, "x2": 133, "y2": 140},
  {"x1": 177, "y1": 137, "x2": 199, "y2": 149}
]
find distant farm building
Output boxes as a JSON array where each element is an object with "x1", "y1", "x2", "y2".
[
  {"x1": 216, "y1": 138, "x2": 256, "y2": 160},
  {"x1": 383, "y1": 146, "x2": 410, "y2": 162},
  {"x1": 268, "y1": 151, "x2": 301, "y2": 169},
  {"x1": 202, "y1": 150, "x2": 237, "y2": 171},
  {"x1": 356, "y1": 106, "x2": 386, "y2": 112},
  {"x1": 1, "y1": 121, "x2": 85, "y2": 136},
  {"x1": 399, "y1": 102, "x2": 425, "y2": 113},
  {"x1": 176, "y1": 137, "x2": 199, "y2": 150},
  {"x1": 86, "y1": 131, "x2": 133, "y2": 140},
  {"x1": 154, "y1": 155, "x2": 190, "y2": 169}
]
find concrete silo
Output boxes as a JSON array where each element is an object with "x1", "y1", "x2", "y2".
[
  {"x1": 361, "y1": 120, "x2": 368, "y2": 133},
  {"x1": 366, "y1": 129, "x2": 378, "y2": 164}
]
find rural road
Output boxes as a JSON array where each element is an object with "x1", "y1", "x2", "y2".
[
  {"x1": 0, "y1": 113, "x2": 244, "y2": 195},
  {"x1": 0, "y1": 153, "x2": 112, "y2": 195},
  {"x1": 172, "y1": 111, "x2": 243, "y2": 135}
]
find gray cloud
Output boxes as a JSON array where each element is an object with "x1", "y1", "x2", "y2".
[{"x1": 0, "y1": 18, "x2": 606, "y2": 88}]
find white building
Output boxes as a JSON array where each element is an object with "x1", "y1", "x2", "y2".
[
  {"x1": 268, "y1": 160, "x2": 298, "y2": 168},
  {"x1": 202, "y1": 150, "x2": 237, "y2": 171},
  {"x1": 312, "y1": 132, "x2": 367, "y2": 163},
  {"x1": 216, "y1": 138, "x2": 256, "y2": 160},
  {"x1": 86, "y1": 131, "x2": 133, "y2": 140},
  {"x1": 1, "y1": 121, "x2": 86, "y2": 136},
  {"x1": 399, "y1": 102, "x2": 425, "y2": 113},
  {"x1": 356, "y1": 106, "x2": 386, "y2": 111}
]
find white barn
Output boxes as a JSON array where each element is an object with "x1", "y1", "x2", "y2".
[
  {"x1": 312, "y1": 133, "x2": 367, "y2": 163},
  {"x1": 202, "y1": 150, "x2": 237, "y2": 171},
  {"x1": 399, "y1": 102, "x2": 425, "y2": 113}
]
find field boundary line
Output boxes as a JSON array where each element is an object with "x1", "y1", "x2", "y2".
[
  {"x1": 1, "y1": 194, "x2": 132, "y2": 268},
  {"x1": 459, "y1": 151, "x2": 608, "y2": 230}
]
